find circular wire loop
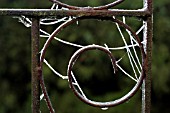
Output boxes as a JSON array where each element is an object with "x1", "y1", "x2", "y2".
[
  {"x1": 67, "y1": 44, "x2": 118, "y2": 106},
  {"x1": 40, "y1": 16, "x2": 146, "y2": 108},
  {"x1": 67, "y1": 45, "x2": 145, "y2": 108}
]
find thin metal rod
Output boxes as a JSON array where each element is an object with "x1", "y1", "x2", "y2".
[
  {"x1": 0, "y1": 8, "x2": 150, "y2": 17},
  {"x1": 31, "y1": 17, "x2": 40, "y2": 113}
]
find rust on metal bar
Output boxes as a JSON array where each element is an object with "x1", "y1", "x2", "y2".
[
  {"x1": 31, "y1": 17, "x2": 40, "y2": 113},
  {"x1": 142, "y1": 17, "x2": 152, "y2": 113},
  {"x1": 142, "y1": 0, "x2": 152, "y2": 113},
  {"x1": 142, "y1": 15, "x2": 152, "y2": 113},
  {"x1": 0, "y1": 0, "x2": 153, "y2": 112},
  {"x1": 0, "y1": 9, "x2": 151, "y2": 17}
]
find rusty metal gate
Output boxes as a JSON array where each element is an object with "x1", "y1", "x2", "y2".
[{"x1": 0, "y1": 0, "x2": 152, "y2": 113}]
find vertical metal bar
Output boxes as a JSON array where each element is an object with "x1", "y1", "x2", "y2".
[
  {"x1": 142, "y1": 0, "x2": 152, "y2": 113},
  {"x1": 31, "y1": 17, "x2": 40, "y2": 113},
  {"x1": 142, "y1": 17, "x2": 152, "y2": 113}
]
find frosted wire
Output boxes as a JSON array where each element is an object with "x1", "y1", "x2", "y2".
[
  {"x1": 123, "y1": 16, "x2": 142, "y2": 72},
  {"x1": 17, "y1": 14, "x2": 144, "y2": 83},
  {"x1": 114, "y1": 16, "x2": 139, "y2": 81},
  {"x1": 44, "y1": 59, "x2": 68, "y2": 79},
  {"x1": 71, "y1": 72, "x2": 87, "y2": 99}
]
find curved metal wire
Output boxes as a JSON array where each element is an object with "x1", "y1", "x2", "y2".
[
  {"x1": 39, "y1": 16, "x2": 146, "y2": 108},
  {"x1": 67, "y1": 44, "x2": 118, "y2": 105},
  {"x1": 67, "y1": 44, "x2": 118, "y2": 75},
  {"x1": 2, "y1": 0, "x2": 152, "y2": 112},
  {"x1": 49, "y1": 0, "x2": 124, "y2": 10},
  {"x1": 67, "y1": 45, "x2": 146, "y2": 108}
]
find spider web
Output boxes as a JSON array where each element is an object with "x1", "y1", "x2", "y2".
[{"x1": 15, "y1": 2, "x2": 146, "y2": 111}]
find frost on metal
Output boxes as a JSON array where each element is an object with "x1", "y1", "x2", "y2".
[{"x1": 11, "y1": 0, "x2": 152, "y2": 112}]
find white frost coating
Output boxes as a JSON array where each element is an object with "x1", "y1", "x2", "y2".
[
  {"x1": 104, "y1": 43, "x2": 109, "y2": 50},
  {"x1": 61, "y1": 7, "x2": 69, "y2": 10},
  {"x1": 71, "y1": 72, "x2": 87, "y2": 99},
  {"x1": 116, "y1": 64, "x2": 137, "y2": 82},
  {"x1": 40, "y1": 17, "x2": 67, "y2": 25},
  {"x1": 17, "y1": 6, "x2": 146, "y2": 96},
  {"x1": 40, "y1": 29, "x2": 84, "y2": 48},
  {"x1": 143, "y1": 0, "x2": 148, "y2": 9},
  {"x1": 142, "y1": 81, "x2": 145, "y2": 101},
  {"x1": 16, "y1": 16, "x2": 71, "y2": 43},
  {"x1": 25, "y1": 16, "x2": 32, "y2": 24},
  {"x1": 44, "y1": 59, "x2": 68, "y2": 79},
  {"x1": 115, "y1": 17, "x2": 140, "y2": 81},
  {"x1": 40, "y1": 94, "x2": 44, "y2": 100},
  {"x1": 101, "y1": 107, "x2": 108, "y2": 110},
  {"x1": 51, "y1": 3, "x2": 59, "y2": 10},
  {"x1": 40, "y1": 29, "x2": 50, "y2": 39},
  {"x1": 143, "y1": 21, "x2": 148, "y2": 53},
  {"x1": 136, "y1": 25, "x2": 145, "y2": 35},
  {"x1": 123, "y1": 16, "x2": 142, "y2": 79},
  {"x1": 76, "y1": 20, "x2": 79, "y2": 25},
  {"x1": 51, "y1": 3, "x2": 56, "y2": 9},
  {"x1": 123, "y1": 16, "x2": 142, "y2": 70},
  {"x1": 108, "y1": 44, "x2": 139, "y2": 50},
  {"x1": 54, "y1": 37, "x2": 84, "y2": 48},
  {"x1": 40, "y1": 35, "x2": 49, "y2": 38},
  {"x1": 116, "y1": 53, "x2": 127, "y2": 63},
  {"x1": 15, "y1": 16, "x2": 32, "y2": 27},
  {"x1": 109, "y1": 8, "x2": 146, "y2": 12},
  {"x1": 16, "y1": 16, "x2": 145, "y2": 52},
  {"x1": 56, "y1": 5, "x2": 59, "y2": 9},
  {"x1": 39, "y1": 18, "x2": 80, "y2": 62}
]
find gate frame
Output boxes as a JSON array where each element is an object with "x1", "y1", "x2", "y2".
[{"x1": 0, "y1": 0, "x2": 152, "y2": 113}]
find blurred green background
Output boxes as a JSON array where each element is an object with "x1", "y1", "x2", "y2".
[{"x1": 0, "y1": 0, "x2": 170, "y2": 113}]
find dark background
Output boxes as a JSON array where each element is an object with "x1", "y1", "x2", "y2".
[{"x1": 0, "y1": 0, "x2": 170, "y2": 113}]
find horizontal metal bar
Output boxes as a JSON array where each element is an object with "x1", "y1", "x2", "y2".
[{"x1": 0, "y1": 8, "x2": 151, "y2": 17}]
